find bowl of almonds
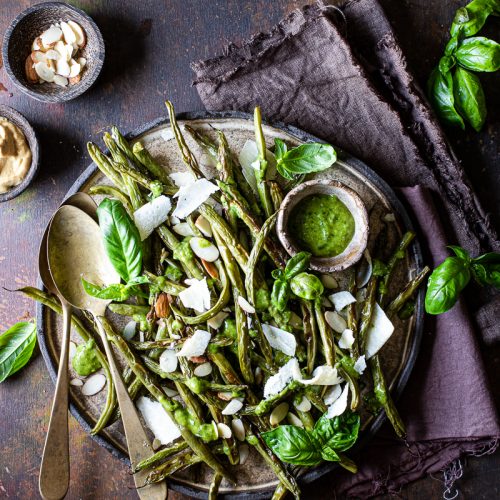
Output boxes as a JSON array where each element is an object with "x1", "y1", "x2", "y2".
[{"x1": 2, "y1": 2, "x2": 104, "y2": 102}]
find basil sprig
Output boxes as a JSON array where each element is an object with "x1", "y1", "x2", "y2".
[
  {"x1": 82, "y1": 276, "x2": 149, "y2": 302},
  {"x1": 274, "y1": 139, "x2": 337, "y2": 180},
  {"x1": 0, "y1": 321, "x2": 37, "y2": 383},
  {"x1": 425, "y1": 246, "x2": 500, "y2": 314},
  {"x1": 97, "y1": 198, "x2": 143, "y2": 282},
  {"x1": 262, "y1": 411, "x2": 360, "y2": 466}
]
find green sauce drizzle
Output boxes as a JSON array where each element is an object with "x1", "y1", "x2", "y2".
[{"x1": 72, "y1": 339, "x2": 101, "y2": 376}]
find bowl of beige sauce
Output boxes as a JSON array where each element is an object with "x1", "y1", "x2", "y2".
[{"x1": 0, "y1": 105, "x2": 39, "y2": 202}]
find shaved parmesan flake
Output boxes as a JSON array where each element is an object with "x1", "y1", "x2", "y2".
[
  {"x1": 324, "y1": 384, "x2": 342, "y2": 405},
  {"x1": 353, "y1": 355, "x2": 367, "y2": 375},
  {"x1": 263, "y1": 358, "x2": 301, "y2": 399},
  {"x1": 326, "y1": 384, "x2": 349, "y2": 418},
  {"x1": 169, "y1": 171, "x2": 195, "y2": 187},
  {"x1": 325, "y1": 310, "x2": 347, "y2": 333},
  {"x1": 134, "y1": 195, "x2": 171, "y2": 240},
  {"x1": 159, "y1": 349, "x2": 178, "y2": 373},
  {"x1": 365, "y1": 303, "x2": 394, "y2": 359},
  {"x1": 299, "y1": 365, "x2": 343, "y2": 386},
  {"x1": 238, "y1": 140, "x2": 277, "y2": 194},
  {"x1": 330, "y1": 291, "x2": 356, "y2": 312},
  {"x1": 356, "y1": 250, "x2": 373, "y2": 288},
  {"x1": 238, "y1": 296, "x2": 255, "y2": 314},
  {"x1": 176, "y1": 330, "x2": 211, "y2": 357},
  {"x1": 261, "y1": 324, "x2": 296, "y2": 356},
  {"x1": 222, "y1": 399, "x2": 244, "y2": 415},
  {"x1": 338, "y1": 328, "x2": 355, "y2": 349},
  {"x1": 179, "y1": 278, "x2": 211, "y2": 312},
  {"x1": 207, "y1": 311, "x2": 229, "y2": 330},
  {"x1": 172, "y1": 179, "x2": 219, "y2": 219},
  {"x1": 137, "y1": 396, "x2": 181, "y2": 445}
]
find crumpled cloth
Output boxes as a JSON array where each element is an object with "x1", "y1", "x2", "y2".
[{"x1": 192, "y1": 0, "x2": 500, "y2": 496}]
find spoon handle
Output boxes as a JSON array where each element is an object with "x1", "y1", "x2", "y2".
[
  {"x1": 94, "y1": 316, "x2": 167, "y2": 500},
  {"x1": 39, "y1": 301, "x2": 71, "y2": 500}
]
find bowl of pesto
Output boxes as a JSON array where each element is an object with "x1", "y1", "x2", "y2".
[{"x1": 277, "y1": 179, "x2": 369, "y2": 272}]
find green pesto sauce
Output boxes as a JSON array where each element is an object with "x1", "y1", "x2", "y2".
[
  {"x1": 289, "y1": 194, "x2": 355, "y2": 257},
  {"x1": 72, "y1": 339, "x2": 101, "y2": 376}
]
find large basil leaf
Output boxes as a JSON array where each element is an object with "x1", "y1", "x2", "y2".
[
  {"x1": 0, "y1": 322, "x2": 37, "y2": 383},
  {"x1": 261, "y1": 426, "x2": 322, "y2": 466},
  {"x1": 425, "y1": 256, "x2": 471, "y2": 314},
  {"x1": 456, "y1": 37, "x2": 500, "y2": 72},
  {"x1": 290, "y1": 272, "x2": 324, "y2": 300},
  {"x1": 313, "y1": 411, "x2": 361, "y2": 452},
  {"x1": 427, "y1": 67, "x2": 465, "y2": 129},
  {"x1": 274, "y1": 139, "x2": 336, "y2": 179},
  {"x1": 284, "y1": 251, "x2": 311, "y2": 279},
  {"x1": 450, "y1": 0, "x2": 499, "y2": 37},
  {"x1": 472, "y1": 262, "x2": 500, "y2": 287},
  {"x1": 453, "y1": 67, "x2": 487, "y2": 131},
  {"x1": 97, "y1": 198, "x2": 143, "y2": 282}
]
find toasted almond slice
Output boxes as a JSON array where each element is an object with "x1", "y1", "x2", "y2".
[
  {"x1": 193, "y1": 362, "x2": 212, "y2": 377},
  {"x1": 69, "y1": 378, "x2": 83, "y2": 387},
  {"x1": 25, "y1": 56, "x2": 38, "y2": 83},
  {"x1": 201, "y1": 259, "x2": 219, "y2": 279},
  {"x1": 270, "y1": 402, "x2": 289, "y2": 426},
  {"x1": 64, "y1": 43, "x2": 75, "y2": 60},
  {"x1": 217, "y1": 392, "x2": 233, "y2": 401},
  {"x1": 78, "y1": 57, "x2": 87, "y2": 68},
  {"x1": 53, "y1": 75, "x2": 68, "y2": 87},
  {"x1": 32, "y1": 37, "x2": 41, "y2": 51},
  {"x1": 239, "y1": 444, "x2": 250, "y2": 465},
  {"x1": 69, "y1": 60, "x2": 81, "y2": 78},
  {"x1": 81, "y1": 373, "x2": 107, "y2": 396},
  {"x1": 221, "y1": 399, "x2": 243, "y2": 416},
  {"x1": 163, "y1": 386, "x2": 179, "y2": 398},
  {"x1": 217, "y1": 422, "x2": 232, "y2": 439},
  {"x1": 45, "y1": 49, "x2": 60, "y2": 60},
  {"x1": 69, "y1": 74, "x2": 81, "y2": 85},
  {"x1": 287, "y1": 412, "x2": 304, "y2": 427},
  {"x1": 60, "y1": 21, "x2": 77, "y2": 45},
  {"x1": 195, "y1": 215, "x2": 212, "y2": 237},
  {"x1": 53, "y1": 41, "x2": 68, "y2": 61},
  {"x1": 321, "y1": 274, "x2": 338, "y2": 289},
  {"x1": 41, "y1": 26, "x2": 63, "y2": 47},
  {"x1": 190, "y1": 237, "x2": 219, "y2": 262},
  {"x1": 68, "y1": 20, "x2": 86, "y2": 47},
  {"x1": 56, "y1": 58, "x2": 70, "y2": 77},
  {"x1": 34, "y1": 61, "x2": 55, "y2": 82},
  {"x1": 231, "y1": 419, "x2": 246, "y2": 442},
  {"x1": 325, "y1": 310, "x2": 347, "y2": 333},
  {"x1": 172, "y1": 222, "x2": 195, "y2": 237},
  {"x1": 31, "y1": 51, "x2": 47, "y2": 64}
]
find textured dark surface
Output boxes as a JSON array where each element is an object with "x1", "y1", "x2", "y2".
[{"x1": 0, "y1": 1, "x2": 498, "y2": 499}]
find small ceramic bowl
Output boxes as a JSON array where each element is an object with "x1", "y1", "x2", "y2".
[
  {"x1": 0, "y1": 105, "x2": 40, "y2": 202},
  {"x1": 277, "y1": 179, "x2": 369, "y2": 272},
  {"x1": 2, "y1": 2, "x2": 104, "y2": 103}
]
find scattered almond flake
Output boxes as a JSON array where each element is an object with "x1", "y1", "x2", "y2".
[
  {"x1": 41, "y1": 25, "x2": 63, "y2": 46},
  {"x1": 365, "y1": 303, "x2": 395, "y2": 359},
  {"x1": 172, "y1": 222, "x2": 195, "y2": 237},
  {"x1": 261, "y1": 323, "x2": 296, "y2": 356},
  {"x1": 207, "y1": 311, "x2": 229, "y2": 330},
  {"x1": 152, "y1": 438, "x2": 162, "y2": 451},
  {"x1": 231, "y1": 419, "x2": 246, "y2": 441},
  {"x1": 31, "y1": 51, "x2": 47, "y2": 63},
  {"x1": 287, "y1": 412, "x2": 304, "y2": 427},
  {"x1": 330, "y1": 291, "x2": 356, "y2": 312},
  {"x1": 383, "y1": 213, "x2": 396, "y2": 222},
  {"x1": 163, "y1": 386, "x2": 179, "y2": 398},
  {"x1": 195, "y1": 215, "x2": 212, "y2": 237},
  {"x1": 69, "y1": 378, "x2": 83, "y2": 387},
  {"x1": 263, "y1": 358, "x2": 301, "y2": 399},
  {"x1": 60, "y1": 21, "x2": 77, "y2": 45},
  {"x1": 159, "y1": 349, "x2": 178, "y2": 373},
  {"x1": 44, "y1": 49, "x2": 60, "y2": 60},
  {"x1": 322, "y1": 296, "x2": 332, "y2": 308},
  {"x1": 179, "y1": 278, "x2": 211, "y2": 312},
  {"x1": 239, "y1": 444, "x2": 250, "y2": 465},
  {"x1": 356, "y1": 250, "x2": 373, "y2": 288},
  {"x1": 324, "y1": 384, "x2": 342, "y2": 405},
  {"x1": 55, "y1": 58, "x2": 70, "y2": 77},
  {"x1": 222, "y1": 399, "x2": 244, "y2": 416},
  {"x1": 254, "y1": 366, "x2": 263, "y2": 385},
  {"x1": 237, "y1": 296, "x2": 255, "y2": 314},
  {"x1": 122, "y1": 320, "x2": 137, "y2": 341},
  {"x1": 172, "y1": 179, "x2": 219, "y2": 219},
  {"x1": 69, "y1": 341, "x2": 77, "y2": 360},
  {"x1": 217, "y1": 422, "x2": 232, "y2": 439},
  {"x1": 54, "y1": 41, "x2": 69, "y2": 61},
  {"x1": 32, "y1": 38, "x2": 41, "y2": 51},
  {"x1": 338, "y1": 328, "x2": 355, "y2": 350},
  {"x1": 53, "y1": 75, "x2": 68, "y2": 87},
  {"x1": 299, "y1": 365, "x2": 343, "y2": 386},
  {"x1": 190, "y1": 237, "x2": 219, "y2": 262},
  {"x1": 34, "y1": 61, "x2": 55, "y2": 82},
  {"x1": 137, "y1": 396, "x2": 181, "y2": 445},
  {"x1": 321, "y1": 274, "x2": 338, "y2": 289},
  {"x1": 326, "y1": 384, "x2": 349, "y2": 418},
  {"x1": 270, "y1": 402, "x2": 289, "y2": 426},
  {"x1": 294, "y1": 395, "x2": 311, "y2": 412},
  {"x1": 77, "y1": 56, "x2": 86, "y2": 68},
  {"x1": 81, "y1": 373, "x2": 106, "y2": 396},
  {"x1": 67, "y1": 20, "x2": 86, "y2": 47},
  {"x1": 218, "y1": 391, "x2": 233, "y2": 401},
  {"x1": 134, "y1": 195, "x2": 172, "y2": 240},
  {"x1": 176, "y1": 329, "x2": 211, "y2": 357},
  {"x1": 68, "y1": 60, "x2": 81, "y2": 78},
  {"x1": 324, "y1": 310, "x2": 347, "y2": 333},
  {"x1": 353, "y1": 355, "x2": 367, "y2": 375},
  {"x1": 169, "y1": 171, "x2": 196, "y2": 188},
  {"x1": 193, "y1": 362, "x2": 212, "y2": 377}
]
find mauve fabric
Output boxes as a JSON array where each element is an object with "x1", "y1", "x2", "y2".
[{"x1": 192, "y1": 0, "x2": 500, "y2": 496}]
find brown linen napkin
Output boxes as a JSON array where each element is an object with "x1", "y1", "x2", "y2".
[{"x1": 192, "y1": 0, "x2": 500, "y2": 496}]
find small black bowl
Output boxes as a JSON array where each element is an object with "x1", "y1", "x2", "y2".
[
  {"x1": 2, "y1": 2, "x2": 104, "y2": 103},
  {"x1": 0, "y1": 105, "x2": 40, "y2": 202}
]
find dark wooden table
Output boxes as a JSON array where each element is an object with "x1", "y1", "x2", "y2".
[{"x1": 0, "y1": 1, "x2": 498, "y2": 498}]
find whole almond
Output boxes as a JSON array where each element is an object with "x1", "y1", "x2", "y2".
[
  {"x1": 202, "y1": 259, "x2": 219, "y2": 279},
  {"x1": 25, "y1": 55, "x2": 38, "y2": 83},
  {"x1": 155, "y1": 292, "x2": 171, "y2": 318},
  {"x1": 189, "y1": 355, "x2": 208, "y2": 364}
]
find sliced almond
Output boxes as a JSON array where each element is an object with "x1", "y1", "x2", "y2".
[
  {"x1": 217, "y1": 392, "x2": 233, "y2": 401},
  {"x1": 189, "y1": 237, "x2": 219, "y2": 262},
  {"x1": 217, "y1": 422, "x2": 232, "y2": 439},
  {"x1": 53, "y1": 75, "x2": 68, "y2": 87},
  {"x1": 34, "y1": 61, "x2": 55, "y2": 82},
  {"x1": 54, "y1": 40, "x2": 70, "y2": 61},
  {"x1": 60, "y1": 21, "x2": 77, "y2": 45},
  {"x1": 294, "y1": 395, "x2": 312, "y2": 413},
  {"x1": 325, "y1": 310, "x2": 347, "y2": 333},
  {"x1": 231, "y1": 419, "x2": 246, "y2": 442},
  {"x1": 81, "y1": 373, "x2": 107, "y2": 396},
  {"x1": 68, "y1": 20, "x2": 86, "y2": 47},
  {"x1": 287, "y1": 412, "x2": 304, "y2": 427},
  {"x1": 237, "y1": 296, "x2": 255, "y2": 314},
  {"x1": 55, "y1": 58, "x2": 71, "y2": 77},
  {"x1": 172, "y1": 222, "x2": 195, "y2": 237},
  {"x1": 189, "y1": 355, "x2": 208, "y2": 364},
  {"x1": 195, "y1": 215, "x2": 212, "y2": 237},
  {"x1": 25, "y1": 56, "x2": 38, "y2": 83},
  {"x1": 31, "y1": 51, "x2": 47, "y2": 64},
  {"x1": 69, "y1": 378, "x2": 83, "y2": 387},
  {"x1": 69, "y1": 74, "x2": 81, "y2": 85},
  {"x1": 321, "y1": 274, "x2": 338, "y2": 289},
  {"x1": 45, "y1": 49, "x2": 60, "y2": 60},
  {"x1": 41, "y1": 26, "x2": 63, "y2": 47},
  {"x1": 239, "y1": 444, "x2": 250, "y2": 465},
  {"x1": 32, "y1": 37, "x2": 41, "y2": 51},
  {"x1": 78, "y1": 57, "x2": 87, "y2": 68},
  {"x1": 193, "y1": 362, "x2": 212, "y2": 377},
  {"x1": 221, "y1": 399, "x2": 243, "y2": 416},
  {"x1": 201, "y1": 259, "x2": 219, "y2": 279},
  {"x1": 270, "y1": 402, "x2": 289, "y2": 426}
]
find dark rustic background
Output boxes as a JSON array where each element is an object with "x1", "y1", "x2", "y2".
[{"x1": 0, "y1": 1, "x2": 498, "y2": 498}]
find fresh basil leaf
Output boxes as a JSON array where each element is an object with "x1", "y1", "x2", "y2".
[
  {"x1": 472, "y1": 262, "x2": 500, "y2": 288},
  {"x1": 450, "y1": 0, "x2": 498, "y2": 37},
  {"x1": 456, "y1": 36, "x2": 500, "y2": 72},
  {"x1": 427, "y1": 67, "x2": 465, "y2": 129},
  {"x1": 271, "y1": 269, "x2": 284, "y2": 280},
  {"x1": 472, "y1": 252, "x2": 500, "y2": 264},
  {"x1": 444, "y1": 35, "x2": 460, "y2": 56},
  {"x1": 261, "y1": 426, "x2": 322, "y2": 466},
  {"x1": 82, "y1": 278, "x2": 132, "y2": 301},
  {"x1": 97, "y1": 198, "x2": 143, "y2": 282},
  {"x1": 320, "y1": 445, "x2": 341, "y2": 463},
  {"x1": 425, "y1": 256, "x2": 471, "y2": 314},
  {"x1": 0, "y1": 322, "x2": 37, "y2": 383},
  {"x1": 439, "y1": 55, "x2": 456, "y2": 74},
  {"x1": 453, "y1": 67, "x2": 487, "y2": 131},
  {"x1": 274, "y1": 140, "x2": 336, "y2": 179},
  {"x1": 448, "y1": 245, "x2": 470, "y2": 262},
  {"x1": 290, "y1": 272, "x2": 324, "y2": 300},
  {"x1": 313, "y1": 411, "x2": 361, "y2": 452},
  {"x1": 284, "y1": 251, "x2": 311, "y2": 279},
  {"x1": 271, "y1": 279, "x2": 290, "y2": 312}
]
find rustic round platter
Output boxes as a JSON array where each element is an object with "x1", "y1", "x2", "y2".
[{"x1": 36, "y1": 111, "x2": 425, "y2": 498}]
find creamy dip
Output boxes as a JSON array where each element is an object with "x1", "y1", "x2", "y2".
[{"x1": 0, "y1": 118, "x2": 32, "y2": 193}]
